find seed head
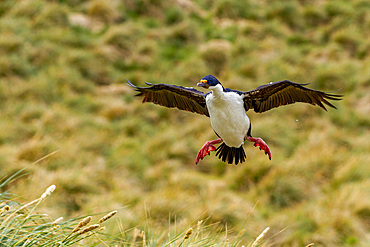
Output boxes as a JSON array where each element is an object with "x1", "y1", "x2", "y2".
[
  {"x1": 72, "y1": 216, "x2": 92, "y2": 233},
  {"x1": 133, "y1": 228, "x2": 141, "y2": 242},
  {"x1": 78, "y1": 216, "x2": 92, "y2": 228},
  {"x1": 142, "y1": 230, "x2": 146, "y2": 246},
  {"x1": 99, "y1": 210, "x2": 117, "y2": 223},
  {"x1": 52, "y1": 217, "x2": 64, "y2": 224},
  {"x1": 0, "y1": 205, "x2": 10, "y2": 214},
  {"x1": 184, "y1": 228, "x2": 193, "y2": 239},
  {"x1": 197, "y1": 220, "x2": 203, "y2": 230},
  {"x1": 78, "y1": 224, "x2": 100, "y2": 235},
  {"x1": 50, "y1": 225, "x2": 60, "y2": 232},
  {"x1": 251, "y1": 227, "x2": 270, "y2": 247},
  {"x1": 41, "y1": 185, "x2": 56, "y2": 200}
]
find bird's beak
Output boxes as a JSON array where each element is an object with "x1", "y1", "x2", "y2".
[{"x1": 197, "y1": 79, "x2": 209, "y2": 88}]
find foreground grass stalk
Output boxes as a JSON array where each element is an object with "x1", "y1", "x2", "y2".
[
  {"x1": 2, "y1": 185, "x2": 56, "y2": 226},
  {"x1": 0, "y1": 175, "x2": 117, "y2": 246},
  {"x1": 2, "y1": 198, "x2": 40, "y2": 226}
]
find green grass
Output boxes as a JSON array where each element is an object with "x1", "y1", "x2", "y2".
[{"x1": 0, "y1": 0, "x2": 369, "y2": 246}]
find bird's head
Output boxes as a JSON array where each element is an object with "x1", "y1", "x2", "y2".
[{"x1": 197, "y1": 75, "x2": 221, "y2": 89}]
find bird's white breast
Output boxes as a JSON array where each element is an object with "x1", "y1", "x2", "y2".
[{"x1": 206, "y1": 86, "x2": 250, "y2": 147}]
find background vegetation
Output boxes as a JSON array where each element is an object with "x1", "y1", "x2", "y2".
[{"x1": 0, "y1": 0, "x2": 369, "y2": 246}]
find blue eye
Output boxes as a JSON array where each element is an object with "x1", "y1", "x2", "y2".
[{"x1": 207, "y1": 81, "x2": 211, "y2": 85}]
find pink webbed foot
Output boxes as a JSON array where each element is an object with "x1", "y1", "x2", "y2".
[
  {"x1": 196, "y1": 138, "x2": 222, "y2": 164},
  {"x1": 246, "y1": 137, "x2": 272, "y2": 160}
]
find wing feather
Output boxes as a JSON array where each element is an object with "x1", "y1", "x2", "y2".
[
  {"x1": 243, "y1": 80, "x2": 342, "y2": 113},
  {"x1": 127, "y1": 80, "x2": 209, "y2": 117}
]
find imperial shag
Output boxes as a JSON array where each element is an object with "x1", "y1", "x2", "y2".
[{"x1": 127, "y1": 75, "x2": 342, "y2": 165}]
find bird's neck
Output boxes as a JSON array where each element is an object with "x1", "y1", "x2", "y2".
[{"x1": 210, "y1": 84, "x2": 225, "y2": 98}]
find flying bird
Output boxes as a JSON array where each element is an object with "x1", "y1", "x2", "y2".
[{"x1": 127, "y1": 75, "x2": 342, "y2": 165}]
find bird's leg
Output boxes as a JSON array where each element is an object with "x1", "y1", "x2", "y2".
[
  {"x1": 196, "y1": 138, "x2": 222, "y2": 164},
  {"x1": 246, "y1": 136, "x2": 272, "y2": 160}
]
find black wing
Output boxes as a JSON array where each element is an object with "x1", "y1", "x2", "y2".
[
  {"x1": 127, "y1": 80, "x2": 209, "y2": 117},
  {"x1": 243, "y1": 80, "x2": 342, "y2": 113}
]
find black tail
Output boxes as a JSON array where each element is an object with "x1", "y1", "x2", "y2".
[{"x1": 215, "y1": 143, "x2": 246, "y2": 165}]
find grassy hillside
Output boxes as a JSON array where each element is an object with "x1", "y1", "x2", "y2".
[{"x1": 0, "y1": 0, "x2": 369, "y2": 246}]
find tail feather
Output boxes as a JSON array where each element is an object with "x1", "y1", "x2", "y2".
[{"x1": 215, "y1": 143, "x2": 246, "y2": 165}]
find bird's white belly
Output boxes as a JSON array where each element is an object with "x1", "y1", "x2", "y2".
[{"x1": 207, "y1": 92, "x2": 250, "y2": 147}]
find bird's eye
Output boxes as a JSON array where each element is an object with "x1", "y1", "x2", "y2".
[{"x1": 207, "y1": 81, "x2": 211, "y2": 85}]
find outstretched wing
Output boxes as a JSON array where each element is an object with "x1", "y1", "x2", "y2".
[
  {"x1": 243, "y1": 80, "x2": 342, "y2": 113},
  {"x1": 127, "y1": 80, "x2": 209, "y2": 117}
]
